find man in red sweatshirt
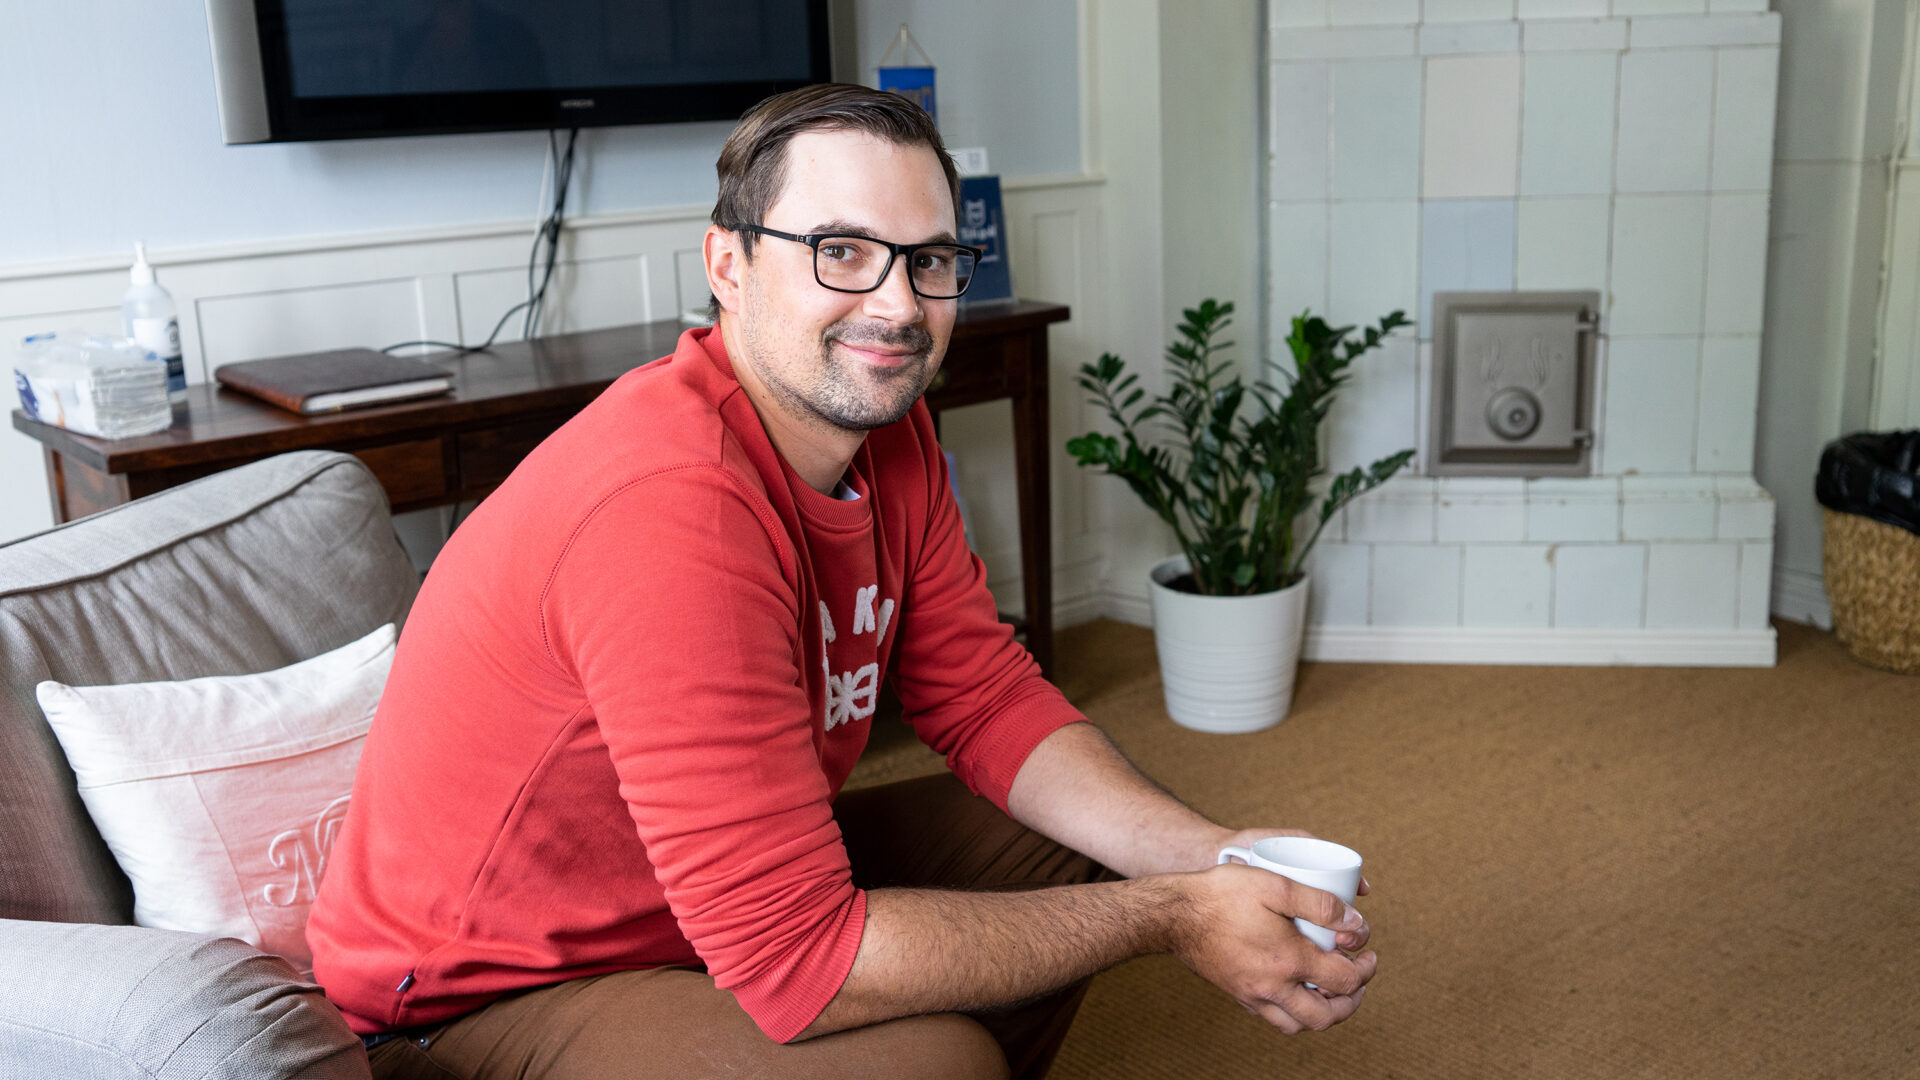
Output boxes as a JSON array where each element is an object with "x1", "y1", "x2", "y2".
[{"x1": 308, "y1": 83, "x2": 1377, "y2": 1079}]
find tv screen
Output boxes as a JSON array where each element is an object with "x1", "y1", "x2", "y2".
[{"x1": 206, "y1": 0, "x2": 831, "y2": 143}]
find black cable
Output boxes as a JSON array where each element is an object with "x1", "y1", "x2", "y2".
[
  {"x1": 382, "y1": 128, "x2": 579, "y2": 356},
  {"x1": 524, "y1": 128, "x2": 579, "y2": 340}
]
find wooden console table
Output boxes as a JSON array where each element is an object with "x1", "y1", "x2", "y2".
[{"x1": 12, "y1": 300, "x2": 1071, "y2": 675}]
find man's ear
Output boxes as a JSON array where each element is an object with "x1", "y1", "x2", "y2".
[{"x1": 704, "y1": 225, "x2": 746, "y2": 315}]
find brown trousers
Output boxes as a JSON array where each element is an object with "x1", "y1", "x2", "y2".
[{"x1": 367, "y1": 771, "x2": 1112, "y2": 1080}]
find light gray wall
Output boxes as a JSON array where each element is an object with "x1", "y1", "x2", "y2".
[
  {"x1": 0, "y1": 0, "x2": 1080, "y2": 267},
  {"x1": 1757, "y1": 0, "x2": 1908, "y2": 623},
  {"x1": 1159, "y1": 2, "x2": 1262, "y2": 365},
  {"x1": 851, "y1": 0, "x2": 1081, "y2": 177}
]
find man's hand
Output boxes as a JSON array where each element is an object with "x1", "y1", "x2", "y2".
[
  {"x1": 1169, "y1": 863, "x2": 1378, "y2": 1034},
  {"x1": 1216, "y1": 826, "x2": 1373, "y2": 897}
]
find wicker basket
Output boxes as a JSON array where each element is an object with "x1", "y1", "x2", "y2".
[{"x1": 1822, "y1": 509, "x2": 1920, "y2": 674}]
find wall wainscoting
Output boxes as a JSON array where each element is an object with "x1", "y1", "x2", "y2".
[{"x1": 0, "y1": 175, "x2": 1116, "y2": 631}]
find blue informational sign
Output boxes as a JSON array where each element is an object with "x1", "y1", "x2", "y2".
[
  {"x1": 958, "y1": 175, "x2": 1012, "y2": 306},
  {"x1": 878, "y1": 66, "x2": 937, "y2": 126}
]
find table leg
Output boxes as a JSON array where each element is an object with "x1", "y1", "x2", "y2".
[{"x1": 1010, "y1": 329, "x2": 1053, "y2": 679}]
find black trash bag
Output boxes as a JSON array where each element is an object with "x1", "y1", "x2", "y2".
[{"x1": 1816, "y1": 430, "x2": 1920, "y2": 537}]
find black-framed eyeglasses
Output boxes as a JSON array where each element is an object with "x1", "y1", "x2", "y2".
[{"x1": 730, "y1": 224, "x2": 982, "y2": 300}]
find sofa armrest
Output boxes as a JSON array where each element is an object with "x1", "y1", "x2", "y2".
[{"x1": 0, "y1": 920, "x2": 369, "y2": 1080}]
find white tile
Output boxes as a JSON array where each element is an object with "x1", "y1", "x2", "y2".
[
  {"x1": 1601, "y1": 336, "x2": 1700, "y2": 474},
  {"x1": 1629, "y1": 13, "x2": 1778, "y2": 47},
  {"x1": 1518, "y1": 0, "x2": 1610, "y2": 17},
  {"x1": 1438, "y1": 493, "x2": 1529, "y2": 541},
  {"x1": 1616, "y1": 49, "x2": 1715, "y2": 193},
  {"x1": 1305, "y1": 541, "x2": 1371, "y2": 625},
  {"x1": 1274, "y1": 26, "x2": 1419, "y2": 59},
  {"x1": 1269, "y1": 201, "x2": 1331, "y2": 321},
  {"x1": 1609, "y1": 195, "x2": 1709, "y2": 335},
  {"x1": 1527, "y1": 477, "x2": 1621, "y2": 541},
  {"x1": 1712, "y1": 0, "x2": 1768, "y2": 11},
  {"x1": 1622, "y1": 490, "x2": 1717, "y2": 539},
  {"x1": 1420, "y1": 21, "x2": 1522, "y2": 54},
  {"x1": 1523, "y1": 17, "x2": 1627, "y2": 50},
  {"x1": 1272, "y1": 0, "x2": 1329, "y2": 28},
  {"x1": 1372, "y1": 544, "x2": 1464, "y2": 626},
  {"x1": 1717, "y1": 494, "x2": 1774, "y2": 540},
  {"x1": 1704, "y1": 193, "x2": 1770, "y2": 335},
  {"x1": 1439, "y1": 477, "x2": 1529, "y2": 495},
  {"x1": 1645, "y1": 542, "x2": 1738, "y2": 628},
  {"x1": 1332, "y1": 59, "x2": 1423, "y2": 198},
  {"x1": 1330, "y1": 200, "x2": 1420, "y2": 327},
  {"x1": 1420, "y1": 199, "x2": 1517, "y2": 329},
  {"x1": 1327, "y1": 344, "x2": 1419, "y2": 480},
  {"x1": 1612, "y1": 0, "x2": 1705, "y2": 13},
  {"x1": 1694, "y1": 336, "x2": 1761, "y2": 472},
  {"x1": 1425, "y1": 0, "x2": 1516, "y2": 20},
  {"x1": 1712, "y1": 48, "x2": 1780, "y2": 191},
  {"x1": 1271, "y1": 63, "x2": 1332, "y2": 201},
  {"x1": 1515, "y1": 196, "x2": 1611, "y2": 291},
  {"x1": 1736, "y1": 540, "x2": 1772, "y2": 629},
  {"x1": 1342, "y1": 466, "x2": 1434, "y2": 540},
  {"x1": 1713, "y1": 474, "x2": 1766, "y2": 498},
  {"x1": 1621, "y1": 475, "x2": 1717, "y2": 495},
  {"x1": 1530, "y1": 477, "x2": 1624, "y2": 496},
  {"x1": 1463, "y1": 543, "x2": 1553, "y2": 627},
  {"x1": 1329, "y1": 0, "x2": 1421, "y2": 25},
  {"x1": 1552, "y1": 543, "x2": 1646, "y2": 628},
  {"x1": 1519, "y1": 53, "x2": 1617, "y2": 197},
  {"x1": 1424, "y1": 54, "x2": 1523, "y2": 198}
]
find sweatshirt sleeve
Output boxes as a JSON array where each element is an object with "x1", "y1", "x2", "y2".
[
  {"x1": 540, "y1": 467, "x2": 862, "y2": 1043},
  {"x1": 887, "y1": 409, "x2": 1088, "y2": 811}
]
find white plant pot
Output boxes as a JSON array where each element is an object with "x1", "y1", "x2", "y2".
[{"x1": 1147, "y1": 555, "x2": 1309, "y2": 734}]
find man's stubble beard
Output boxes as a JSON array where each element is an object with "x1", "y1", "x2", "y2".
[{"x1": 742, "y1": 303, "x2": 941, "y2": 434}]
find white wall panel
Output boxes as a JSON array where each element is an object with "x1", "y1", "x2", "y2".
[
  {"x1": 193, "y1": 279, "x2": 429, "y2": 371},
  {"x1": 0, "y1": 180, "x2": 1112, "y2": 633},
  {"x1": 453, "y1": 255, "x2": 653, "y2": 344}
]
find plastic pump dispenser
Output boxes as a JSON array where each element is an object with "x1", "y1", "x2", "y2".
[{"x1": 123, "y1": 242, "x2": 186, "y2": 400}]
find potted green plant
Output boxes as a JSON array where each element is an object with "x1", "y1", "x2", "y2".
[{"x1": 1068, "y1": 299, "x2": 1413, "y2": 732}]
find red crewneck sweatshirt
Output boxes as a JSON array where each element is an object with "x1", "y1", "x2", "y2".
[{"x1": 306, "y1": 327, "x2": 1083, "y2": 1041}]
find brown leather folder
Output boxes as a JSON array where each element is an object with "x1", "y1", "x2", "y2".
[{"x1": 214, "y1": 349, "x2": 453, "y2": 415}]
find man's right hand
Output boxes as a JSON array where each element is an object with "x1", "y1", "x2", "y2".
[{"x1": 1169, "y1": 863, "x2": 1378, "y2": 1034}]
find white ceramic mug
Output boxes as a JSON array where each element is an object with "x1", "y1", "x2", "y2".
[{"x1": 1216, "y1": 836, "x2": 1363, "y2": 951}]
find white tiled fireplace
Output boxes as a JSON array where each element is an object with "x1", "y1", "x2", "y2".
[{"x1": 1266, "y1": 0, "x2": 1778, "y2": 665}]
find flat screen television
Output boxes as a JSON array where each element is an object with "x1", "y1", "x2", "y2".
[{"x1": 205, "y1": 0, "x2": 831, "y2": 143}]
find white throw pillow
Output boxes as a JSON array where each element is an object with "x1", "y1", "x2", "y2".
[{"x1": 36, "y1": 624, "x2": 394, "y2": 977}]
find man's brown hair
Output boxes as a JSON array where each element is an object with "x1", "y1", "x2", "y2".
[{"x1": 710, "y1": 82, "x2": 961, "y2": 259}]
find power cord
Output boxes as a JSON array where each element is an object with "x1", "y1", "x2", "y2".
[{"x1": 381, "y1": 127, "x2": 582, "y2": 356}]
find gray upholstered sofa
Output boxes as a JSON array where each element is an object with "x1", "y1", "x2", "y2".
[{"x1": 1, "y1": 451, "x2": 418, "y2": 1078}]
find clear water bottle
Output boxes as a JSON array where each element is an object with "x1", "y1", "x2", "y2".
[{"x1": 122, "y1": 242, "x2": 186, "y2": 401}]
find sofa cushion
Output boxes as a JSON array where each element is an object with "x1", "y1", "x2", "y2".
[
  {"x1": 0, "y1": 451, "x2": 417, "y2": 924},
  {"x1": 37, "y1": 623, "x2": 394, "y2": 975},
  {"x1": 0, "y1": 919, "x2": 370, "y2": 1079}
]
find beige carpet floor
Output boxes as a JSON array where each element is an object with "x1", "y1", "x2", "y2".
[{"x1": 846, "y1": 619, "x2": 1920, "y2": 1079}]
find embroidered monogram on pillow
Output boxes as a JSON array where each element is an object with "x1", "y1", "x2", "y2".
[{"x1": 35, "y1": 624, "x2": 394, "y2": 977}]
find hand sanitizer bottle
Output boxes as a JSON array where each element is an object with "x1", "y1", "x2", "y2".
[{"x1": 122, "y1": 242, "x2": 186, "y2": 401}]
